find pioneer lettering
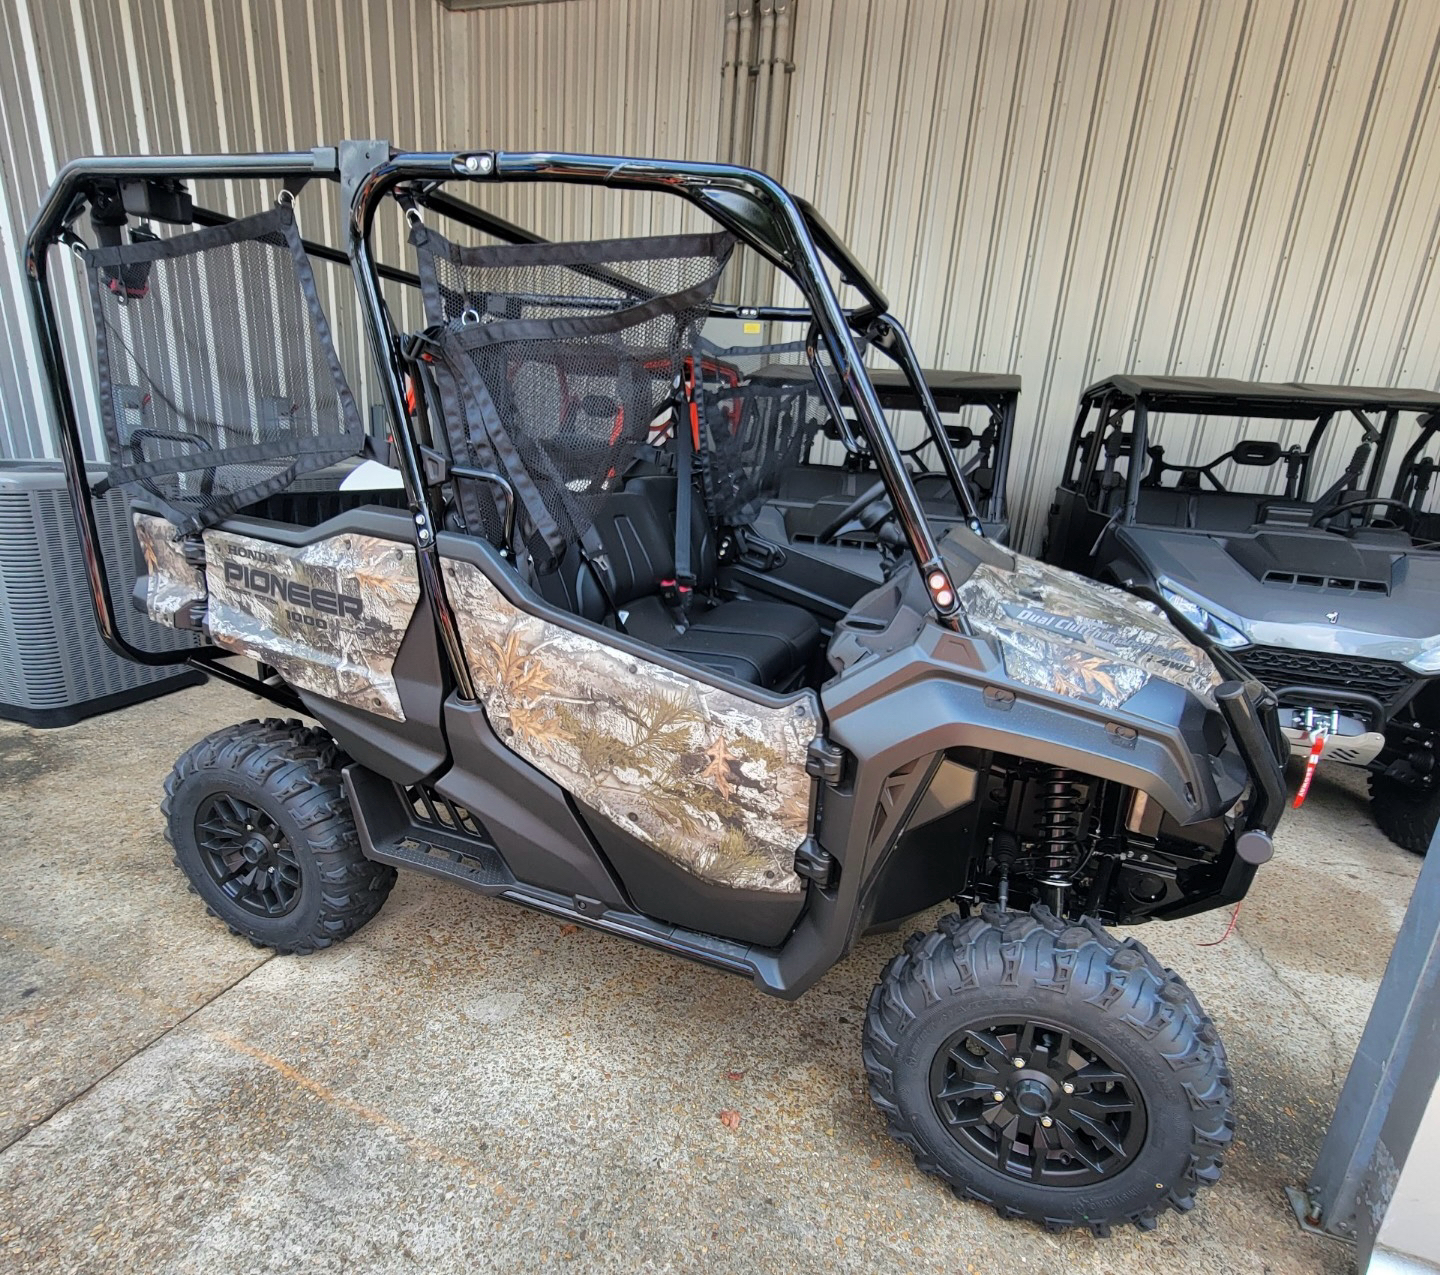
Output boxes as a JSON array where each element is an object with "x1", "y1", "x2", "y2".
[{"x1": 222, "y1": 560, "x2": 362, "y2": 619}]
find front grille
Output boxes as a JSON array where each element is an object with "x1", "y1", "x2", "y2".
[{"x1": 1235, "y1": 645, "x2": 1415, "y2": 708}]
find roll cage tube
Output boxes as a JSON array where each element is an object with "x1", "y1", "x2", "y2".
[
  {"x1": 862, "y1": 313, "x2": 985, "y2": 532},
  {"x1": 1392, "y1": 413, "x2": 1439, "y2": 508},
  {"x1": 349, "y1": 149, "x2": 964, "y2": 628},
  {"x1": 1123, "y1": 398, "x2": 1147, "y2": 527},
  {"x1": 21, "y1": 149, "x2": 335, "y2": 711}
]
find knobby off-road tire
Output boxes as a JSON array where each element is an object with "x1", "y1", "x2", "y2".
[
  {"x1": 863, "y1": 905, "x2": 1233, "y2": 1235},
  {"x1": 1369, "y1": 773, "x2": 1439, "y2": 856},
  {"x1": 164, "y1": 718, "x2": 395, "y2": 954}
]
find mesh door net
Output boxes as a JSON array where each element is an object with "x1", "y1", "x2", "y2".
[
  {"x1": 85, "y1": 207, "x2": 365, "y2": 531},
  {"x1": 693, "y1": 338, "x2": 841, "y2": 526},
  {"x1": 410, "y1": 225, "x2": 734, "y2": 571}
]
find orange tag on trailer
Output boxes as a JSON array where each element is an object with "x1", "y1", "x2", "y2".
[{"x1": 1292, "y1": 733, "x2": 1327, "y2": 808}]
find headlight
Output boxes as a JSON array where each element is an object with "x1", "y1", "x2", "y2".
[
  {"x1": 1407, "y1": 638, "x2": 1440, "y2": 674},
  {"x1": 1158, "y1": 581, "x2": 1249, "y2": 649}
]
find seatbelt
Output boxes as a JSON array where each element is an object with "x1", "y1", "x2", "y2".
[
  {"x1": 579, "y1": 524, "x2": 627, "y2": 633},
  {"x1": 1315, "y1": 442, "x2": 1371, "y2": 509},
  {"x1": 663, "y1": 361, "x2": 698, "y2": 627}
]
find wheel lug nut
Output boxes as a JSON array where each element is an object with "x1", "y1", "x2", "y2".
[
  {"x1": 1012, "y1": 1057, "x2": 1025, "y2": 1068},
  {"x1": 1062, "y1": 1082, "x2": 1075, "y2": 1094},
  {"x1": 1040, "y1": 1115, "x2": 1053, "y2": 1128},
  {"x1": 992, "y1": 1090, "x2": 1005, "y2": 1102}
]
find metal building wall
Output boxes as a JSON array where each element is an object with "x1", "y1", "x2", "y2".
[
  {"x1": 0, "y1": 0, "x2": 453, "y2": 461},
  {"x1": 438, "y1": 0, "x2": 728, "y2": 240},
  {"x1": 2, "y1": 0, "x2": 1437, "y2": 555},
  {"x1": 779, "y1": 0, "x2": 1440, "y2": 548}
]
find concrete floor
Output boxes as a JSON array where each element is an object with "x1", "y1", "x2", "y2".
[{"x1": 0, "y1": 680, "x2": 1419, "y2": 1274}]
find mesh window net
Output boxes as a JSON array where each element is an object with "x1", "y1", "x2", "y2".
[
  {"x1": 85, "y1": 207, "x2": 365, "y2": 531},
  {"x1": 411, "y1": 225, "x2": 736, "y2": 570},
  {"x1": 690, "y1": 336, "x2": 842, "y2": 527}
]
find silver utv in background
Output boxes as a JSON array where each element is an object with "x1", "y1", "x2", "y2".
[{"x1": 1045, "y1": 375, "x2": 1440, "y2": 852}]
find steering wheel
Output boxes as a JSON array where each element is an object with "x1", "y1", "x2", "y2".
[
  {"x1": 1310, "y1": 496, "x2": 1414, "y2": 532},
  {"x1": 817, "y1": 478, "x2": 893, "y2": 543}
]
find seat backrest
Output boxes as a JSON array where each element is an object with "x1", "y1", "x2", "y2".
[
  {"x1": 535, "y1": 474, "x2": 717, "y2": 622},
  {"x1": 1133, "y1": 488, "x2": 1192, "y2": 527},
  {"x1": 1189, "y1": 491, "x2": 1266, "y2": 532},
  {"x1": 623, "y1": 474, "x2": 718, "y2": 588}
]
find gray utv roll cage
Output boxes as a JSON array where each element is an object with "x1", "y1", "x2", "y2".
[
  {"x1": 24, "y1": 142, "x2": 982, "y2": 710},
  {"x1": 1072, "y1": 374, "x2": 1440, "y2": 528}
]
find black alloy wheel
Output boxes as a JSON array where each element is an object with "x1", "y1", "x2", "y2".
[
  {"x1": 863, "y1": 906, "x2": 1234, "y2": 1235},
  {"x1": 165, "y1": 718, "x2": 395, "y2": 954},
  {"x1": 195, "y1": 792, "x2": 302, "y2": 918},
  {"x1": 929, "y1": 1017, "x2": 1147, "y2": 1187}
]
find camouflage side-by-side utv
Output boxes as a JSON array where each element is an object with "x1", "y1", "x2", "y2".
[{"x1": 27, "y1": 143, "x2": 1285, "y2": 1235}]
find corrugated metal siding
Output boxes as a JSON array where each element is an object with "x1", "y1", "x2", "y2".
[
  {"x1": 437, "y1": 0, "x2": 727, "y2": 240},
  {"x1": 0, "y1": 0, "x2": 454, "y2": 461},
  {"x1": 1, "y1": 0, "x2": 1436, "y2": 553},
  {"x1": 779, "y1": 0, "x2": 1440, "y2": 547}
]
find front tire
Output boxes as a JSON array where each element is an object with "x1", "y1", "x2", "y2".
[
  {"x1": 1370, "y1": 771, "x2": 1439, "y2": 856},
  {"x1": 163, "y1": 718, "x2": 395, "y2": 954},
  {"x1": 863, "y1": 906, "x2": 1233, "y2": 1235}
]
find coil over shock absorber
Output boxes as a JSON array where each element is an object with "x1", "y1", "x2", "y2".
[{"x1": 1036, "y1": 767, "x2": 1087, "y2": 913}]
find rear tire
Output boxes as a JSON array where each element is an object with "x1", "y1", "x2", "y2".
[
  {"x1": 1369, "y1": 772, "x2": 1439, "y2": 855},
  {"x1": 163, "y1": 718, "x2": 395, "y2": 954},
  {"x1": 863, "y1": 905, "x2": 1233, "y2": 1235}
]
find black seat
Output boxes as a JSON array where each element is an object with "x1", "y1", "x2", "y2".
[
  {"x1": 1134, "y1": 488, "x2": 1192, "y2": 527},
  {"x1": 537, "y1": 474, "x2": 821, "y2": 688},
  {"x1": 1190, "y1": 491, "x2": 1266, "y2": 532}
]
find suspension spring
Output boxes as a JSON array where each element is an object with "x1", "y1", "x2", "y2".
[{"x1": 1037, "y1": 767, "x2": 1087, "y2": 885}]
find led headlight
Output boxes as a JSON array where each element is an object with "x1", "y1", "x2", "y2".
[
  {"x1": 1158, "y1": 580, "x2": 1249, "y2": 649},
  {"x1": 1406, "y1": 636, "x2": 1440, "y2": 674}
]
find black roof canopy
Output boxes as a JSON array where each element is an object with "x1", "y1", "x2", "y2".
[
  {"x1": 750, "y1": 362, "x2": 1020, "y2": 411},
  {"x1": 1082, "y1": 374, "x2": 1440, "y2": 419}
]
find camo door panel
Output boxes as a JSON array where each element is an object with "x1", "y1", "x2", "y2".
[
  {"x1": 441, "y1": 559, "x2": 820, "y2": 893},
  {"x1": 133, "y1": 513, "x2": 421, "y2": 720},
  {"x1": 134, "y1": 513, "x2": 207, "y2": 626},
  {"x1": 201, "y1": 529, "x2": 422, "y2": 720}
]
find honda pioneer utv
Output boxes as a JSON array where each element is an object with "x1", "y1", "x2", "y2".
[
  {"x1": 1044, "y1": 375, "x2": 1440, "y2": 853},
  {"x1": 27, "y1": 143, "x2": 1284, "y2": 1236}
]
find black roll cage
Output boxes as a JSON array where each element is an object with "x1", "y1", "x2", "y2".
[
  {"x1": 24, "y1": 142, "x2": 978, "y2": 709},
  {"x1": 1392, "y1": 413, "x2": 1439, "y2": 510}
]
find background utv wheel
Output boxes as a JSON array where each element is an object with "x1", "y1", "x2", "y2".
[
  {"x1": 164, "y1": 718, "x2": 395, "y2": 954},
  {"x1": 863, "y1": 905, "x2": 1233, "y2": 1235},
  {"x1": 1369, "y1": 772, "x2": 1439, "y2": 855}
]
